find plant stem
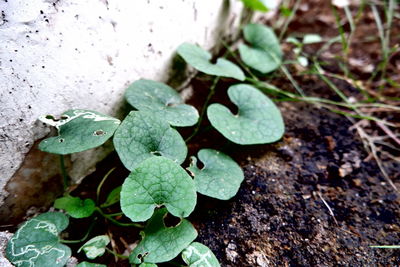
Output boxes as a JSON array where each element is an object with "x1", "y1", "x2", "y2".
[
  {"x1": 185, "y1": 76, "x2": 220, "y2": 143},
  {"x1": 96, "y1": 207, "x2": 144, "y2": 228},
  {"x1": 96, "y1": 167, "x2": 116, "y2": 204},
  {"x1": 59, "y1": 155, "x2": 68, "y2": 190},
  {"x1": 59, "y1": 218, "x2": 97, "y2": 244},
  {"x1": 105, "y1": 247, "x2": 129, "y2": 259},
  {"x1": 278, "y1": 0, "x2": 302, "y2": 41}
]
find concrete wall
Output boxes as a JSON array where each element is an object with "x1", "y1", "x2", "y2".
[{"x1": 0, "y1": 0, "x2": 247, "y2": 222}]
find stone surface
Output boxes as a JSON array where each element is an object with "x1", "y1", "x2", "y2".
[
  {"x1": 0, "y1": 0, "x2": 245, "y2": 218},
  {"x1": 0, "y1": 231, "x2": 13, "y2": 267}
]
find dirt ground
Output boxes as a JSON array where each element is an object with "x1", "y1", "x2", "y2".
[{"x1": 4, "y1": 1, "x2": 400, "y2": 266}]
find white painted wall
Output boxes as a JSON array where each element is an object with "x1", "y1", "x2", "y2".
[{"x1": 0, "y1": 0, "x2": 245, "y2": 208}]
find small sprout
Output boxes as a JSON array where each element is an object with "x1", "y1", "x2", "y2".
[
  {"x1": 239, "y1": 23, "x2": 282, "y2": 73},
  {"x1": 6, "y1": 212, "x2": 71, "y2": 267},
  {"x1": 100, "y1": 186, "x2": 121, "y2": 208},
  {"x1": 130, "y1": 208, "x2": 197, "y2": 264},
  {"x1": 120, "y1": 157, "x2": 197, "y2": 222},
  {"x1": 39, "y1": 109, "x2": 120, "y2": 155},
  {"x1": 182, "y1": 242, "x2": 221, "y2": 267},
  {"x1": 177, "y1": 43, "x2": 245, "y2": 81},
  {"x1": 113, "y1": 111, "x2": 187, "y2": 171},
  {"x1": 207, "y1": 84, "x2": 285, "y2": 145},
  {"x1": 188, "y1": 149, "x2": 244, "y2": 200},
  {"x1": 303, "y1": 34, "x2": 322, "y2": 44},
  {"x1": 125, "y1": 79, "x2": 199, "y2": 127},
  {"x1": 54, "y1": 196, "x2": 96, "y2": 219},
  {"x1": 78, "y1": 235, "x2": 110, "y2": 260}
]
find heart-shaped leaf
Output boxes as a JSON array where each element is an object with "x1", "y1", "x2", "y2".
[
  {"x1": 39, "y1": 110, "x2": 120, "y2": 155},
  {"x1": 130, "y1": 208, "x2": 197, "y2": 264},
  {"x1": 177, "y1": 43, "x2": 245, "y2": 81},
  {"x1": 78, "y1": 235, "x2": 110, "y2": 260},
  {"x1": 121, "y1": 157, "x2": 197, "y2": 222},
  {"x1": 100, "y1": 186, "x2": 122, "y2": 208},
  {"x1": 182, "y1": 242, "x2": 221, "y2": 267},
  {"x1": 6, "y1": 212, "x2": 71, "y2": 267},
  {"x1": 77, "y1": 262, "x2": 107, "y2": 267},
  {"x1": 113, "y1": 111, "x2": 187, "y2": 171},
  {"x1": 239, "y1": 24, "x2": 282, "y2": 73},
  {"x1": 54, "y1": 196, "x2": 96, "y2": 219},
  {"x1": 207, "y1": 84, "x2": 284, "y2": 144},
  {"x1": 125, "y1": 79, "x2": 199, "y2": 127},
  {"x1": 188, "y1": 149, "x2": 244, "y2": 200}
]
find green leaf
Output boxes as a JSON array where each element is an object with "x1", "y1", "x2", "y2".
[
  {"x1": 121, "y1": 157, "x2": 197, "y2": 222},
  {"x1": 130, "y1": 208, "x2": 197, "y2": 264},
  {"x1": 100, "y1": 186, "x2": 122, "y2": 208},
  {"x1": 240, "y1": 0, "x2": 269, "y2": 11},
  {"x1": 139, "y1": 263, "x2": 158, "y2": 267},
  {"x1": 239, "y1": 23, "x2": 282, "y2": 73},
  {"x1": 207, "y1": 84, "x2": 284, "y2": 144},
  {"x1": 188, "y1": 149, "x2": 244, "y2": 200},
  {"x1": 177, "y1": 43, "x2": 245, "y2": 81},
  {"x1": 39, "y1": 109, "x2": 120, "y2": 155},
  {"x1": 77, "y1": 262, "x2": 107, "y2": 267},
  {"x1": 6, "y1": 212, "x2": 71, "y2": 267},
  {"x1": 54, "y1": 196, "x2": 96, "y2": 219},
  {"x1": 125, "y1": 79, "x2": 199, "y2": 127},
  {"x1": 78, "y1": 235, "x2": 110, "y2": 260},
  {"x1": 182, "y1": 242, "x2": 221, "y2": 267},
  {"x1": 114, "y1": 111, "x2": 187, "y2": 171}
]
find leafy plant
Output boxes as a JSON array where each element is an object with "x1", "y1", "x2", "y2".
[{"x1": 8, "y1": 22, "x2": 285, "y2": 266}]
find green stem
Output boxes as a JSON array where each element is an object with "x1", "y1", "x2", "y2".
[
  {"x1": 185, "y1": 76, "x2": 220, "y2": 143},
  {"x1": 96, "y1": 167, "x2": 116, "y2": 204},
  {"x1": 59, "y1": 218, "x2": 97, "y2": 244},
  {"x1": 96, "y1": 207, "x2": 144, "y2": 228},
  {"x1": 370, "y1": 245, "x2": 400, "y2": 249},
  {"x1": 278, "y1": 0, "x2": 302, "y2": 41},
  {"x1": 59, "y1": 155, "x2": 68, "y2": 190},
  {"x1": 105, "y1": 247, "x2": 129, "y2": 259}
]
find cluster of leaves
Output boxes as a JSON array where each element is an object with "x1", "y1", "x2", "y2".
[{"x1": 7, "y1": 22, "x2": 285, "y2": 267}]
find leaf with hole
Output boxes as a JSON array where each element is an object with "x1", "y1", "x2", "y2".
[
  {"x1": 39, "y1": 109, "x2": 120, "y2": 155},
  {"x1": 182, "y1": 242, "x2": 220, "y2": 267},
  {"x1": 6, "y1": 212, "x2": 71, "y2": 267},
  {"x1": 130, "y1": 208, "x2": 197, "y2": 264},
  {"x1": 125, "y1": 79, "x2": 199, "y2": 127},
  {"x1": 188, "y1": 149, "x2": 244, "y2": 200},
  {"x1": 77, "y1": 262, "x2": 107, "y2": 267},
  {"x1": 121, "y1": 157, "x2": 197, "y2": 222},
  {"x1": 239, "y1": 23, "x2": 282, "y2": 73},
  {"x1": 54, "y1": 196, "x2": 96, "y2": 219},
  {"x1": 78, "y1": 235, "x2": 110, "y2": 260},
  {"x1": 113, "y1": 111, "x2": 187, "y2": 171},
  {"x1": 100, "y1": 186, "x2": 122, "y2": 208},
  {"x1": 177, "y1": 43, "x2": 245, "y2": 81},
  {"x1": 207, "y1": 84, "x2": 284, "y2": 144}
]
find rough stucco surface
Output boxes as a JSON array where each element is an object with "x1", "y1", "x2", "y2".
[{"x1": 0, "y1": 0, "x2": 245, "y2": 214}]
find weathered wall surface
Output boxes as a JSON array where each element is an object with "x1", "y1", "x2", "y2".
[{"x1": 0, "y1": 0, "x2": 245, "y2": 222}]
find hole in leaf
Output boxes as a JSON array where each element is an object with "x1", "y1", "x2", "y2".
[
  {"x1": 137, "y1": 252, "x2": 149, "y2": 262},
  {"x1": 163, "y1": 212, "x2": 181, "y2": 228},
  {"x1": 58, "y1": 138, "x2": 64, "y2": 143},
  {"x1": 45, "y1": 115, "x2": 55, "y2": 120},
  {"x1": 196, "y1": 159, "x2": 205, "y2": 169},
  {"x1": 151, "y1": 151, "x2": 162, "y2": 156},
  {"x1": 166, "y1": 102, "x2": 177, "y2": 107},
  {"x1": 93, "y1": 130, "x2": 106, "y2": 136},
  {"x1": 60, "y1": 115, "x2": 69, "y2": 120},
  {"x1": 209, "y1": 54, "x2": 218, "y2": 64}
]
